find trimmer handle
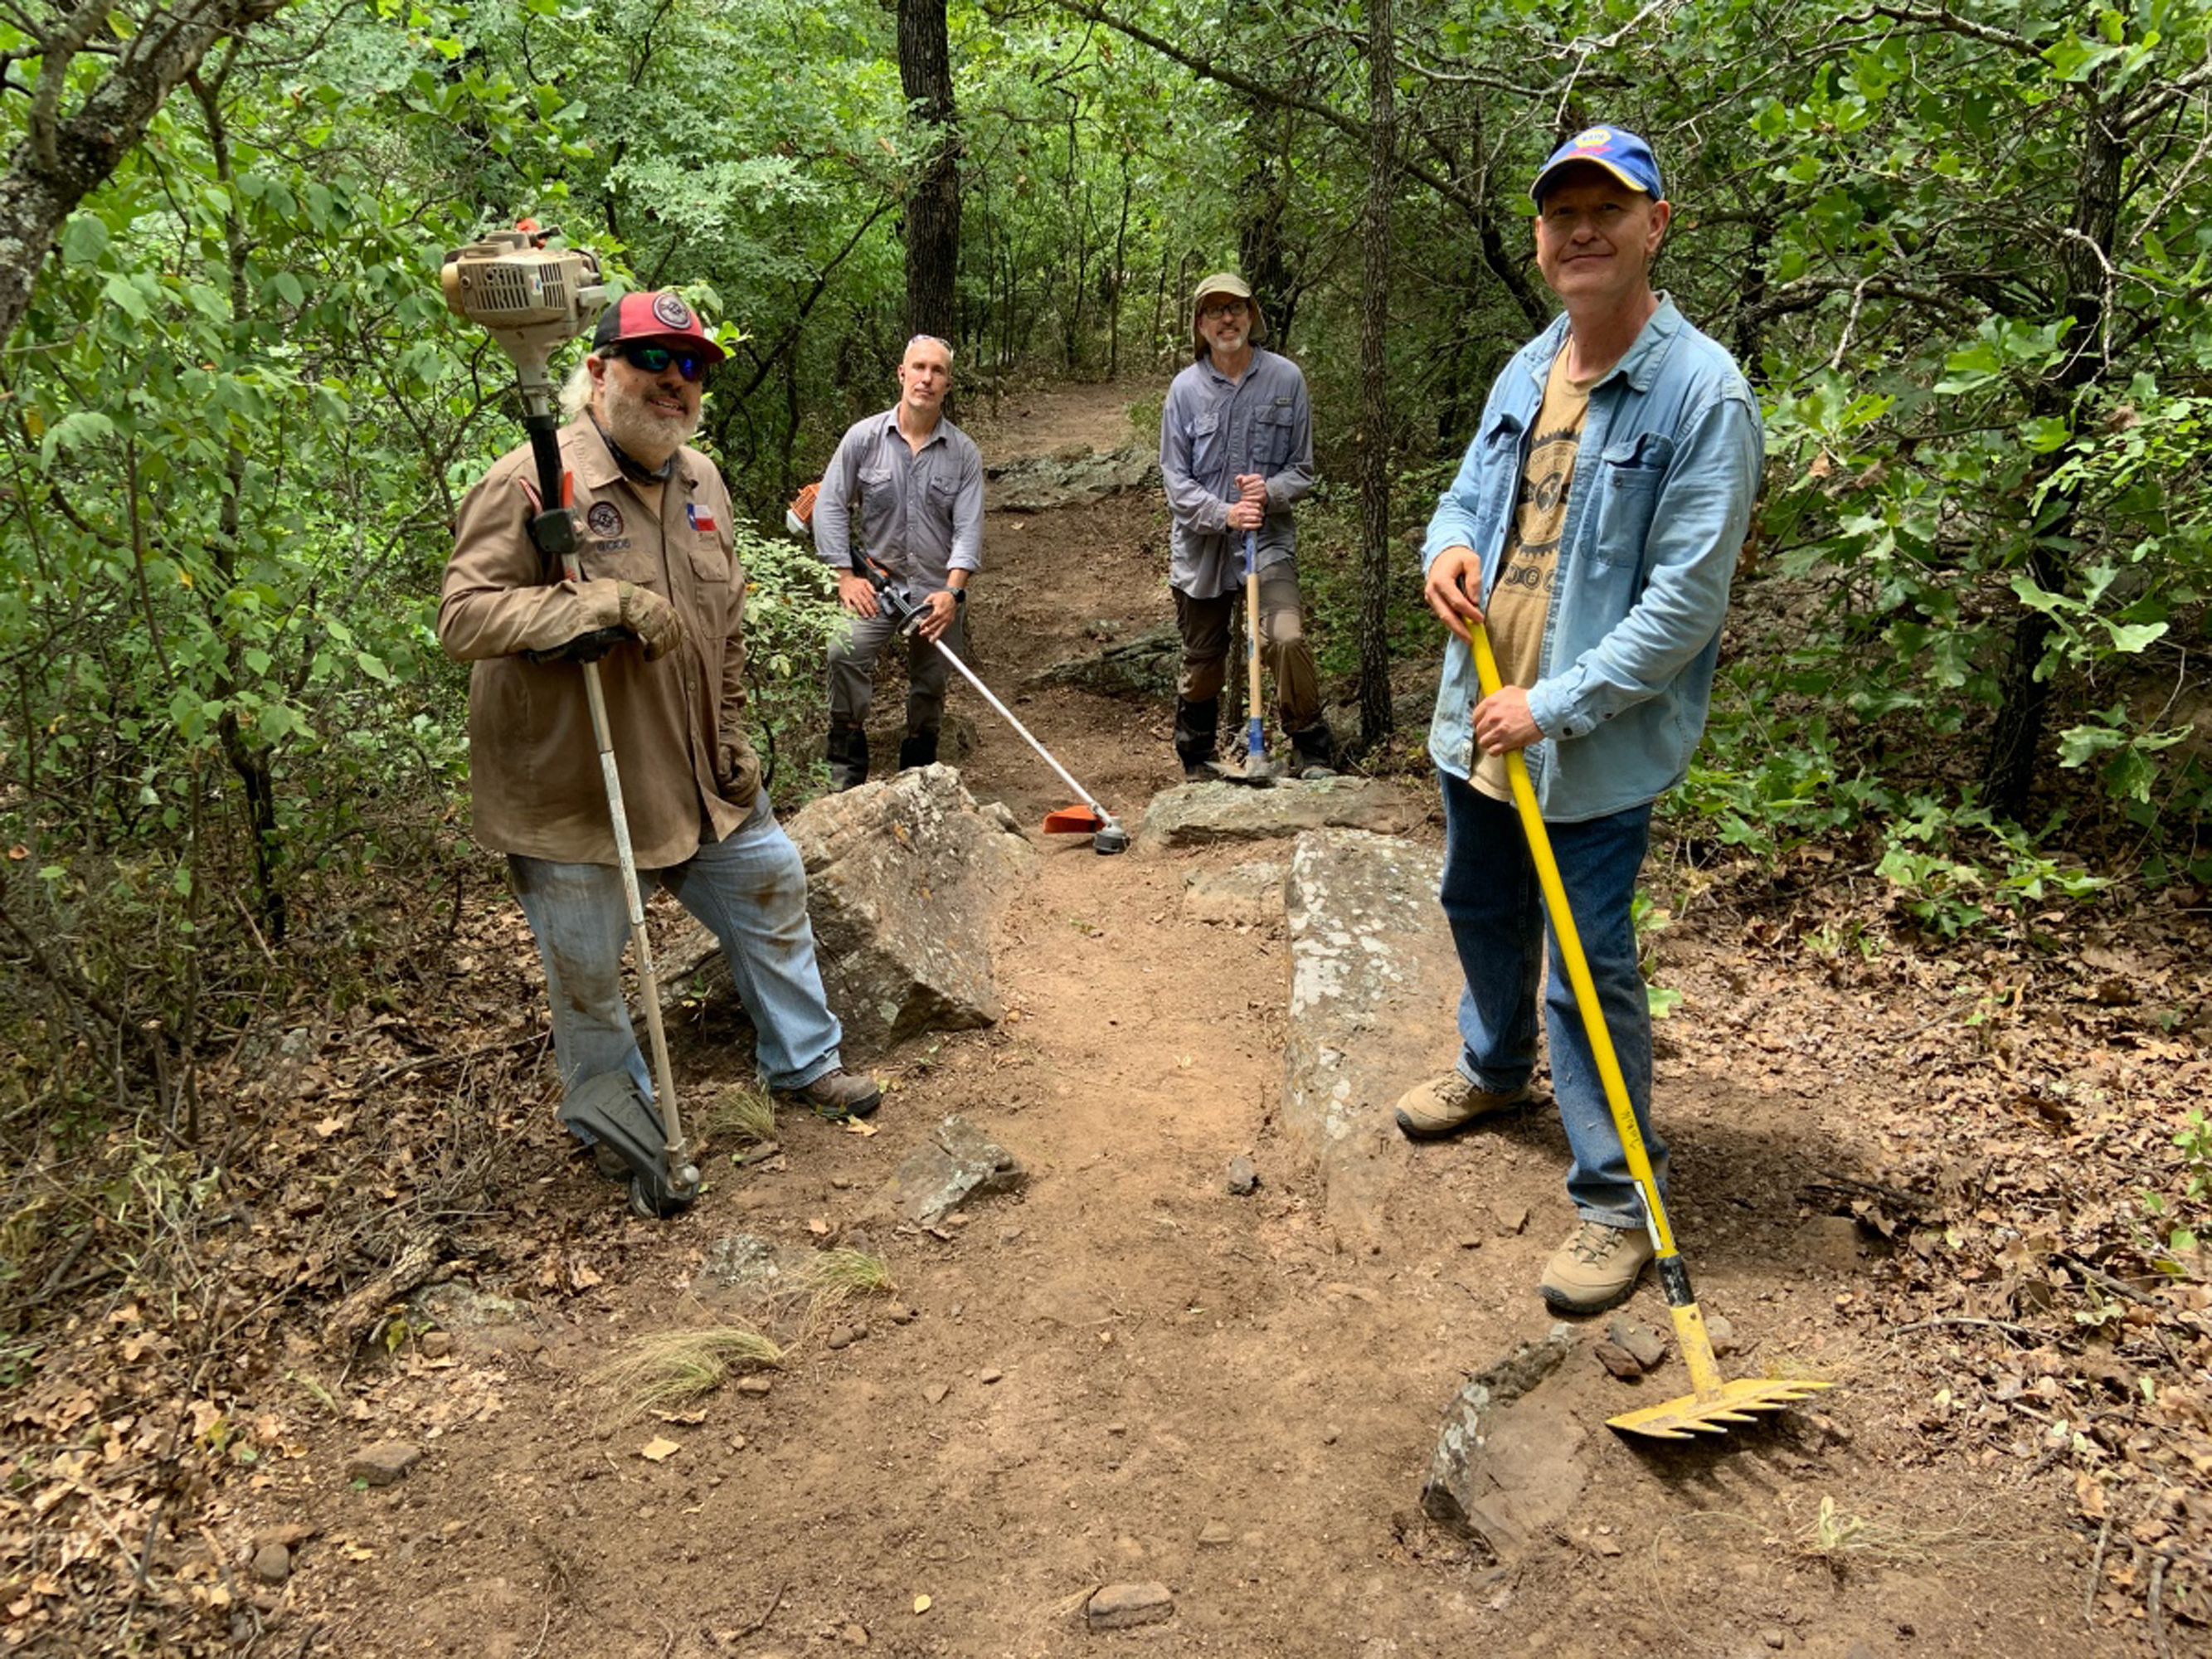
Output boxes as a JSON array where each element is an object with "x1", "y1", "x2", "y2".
[{"x1": 858, "y1": 552, "x2": 929, "y2": 635}]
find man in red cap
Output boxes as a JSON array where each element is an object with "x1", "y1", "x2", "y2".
[{"x1": 440, "y1": 291, "x2": 882, "y2": 1203}]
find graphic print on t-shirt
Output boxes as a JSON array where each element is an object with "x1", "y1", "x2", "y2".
[{"x1": 1475, "y1": 346, "x2": 1592, "y2": 800}]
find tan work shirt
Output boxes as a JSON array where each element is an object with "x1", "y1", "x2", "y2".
[{"x1": 439, "y1": 420, "x2": 761, "y2": 867}]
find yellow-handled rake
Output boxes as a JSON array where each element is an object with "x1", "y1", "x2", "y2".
[{"x1": 1471, "y1": 620, "x2": 1831, "y2": 1438}]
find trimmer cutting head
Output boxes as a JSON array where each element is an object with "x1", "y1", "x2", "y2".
[
  {"x1": 559, "y1": 1072, "x2": 699, "y2": 1219},
  {"x1": 1042, "y1": 804, "x2": 1129, "y2": 854}
]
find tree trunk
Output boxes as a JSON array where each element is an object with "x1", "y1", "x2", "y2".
[
  {"x1": 897, "y1": 0, "x2": 960, "y2": 344},
  {"x1": 0, "y1": 0, "x2": 292, "y2": 344},
  {"x1": 1354, "y1": 0, "x2": 1395, "y2": 757},
  {"x1": 1981, "y1": 90, "x2": 2125, "y2": 818}
]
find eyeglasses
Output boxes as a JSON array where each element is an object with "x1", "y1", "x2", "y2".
[
  {"x1": 1199, "y1": 299, "x2": 1247, "y2": 321},
  {"x1": 616, "y1": 342, "x2": 707, "y2": 382}
]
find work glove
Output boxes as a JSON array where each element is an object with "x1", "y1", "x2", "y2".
[{"x1": 609, "y1": 581, "x2": 682, "y2": 661}]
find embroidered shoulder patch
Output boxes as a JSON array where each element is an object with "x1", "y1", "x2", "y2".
[{"x1": 586, "y1": 501, "x2": 624, "y2": 537}]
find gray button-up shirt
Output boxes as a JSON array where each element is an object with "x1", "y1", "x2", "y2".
[
  {"x1": 811, "y1": 407, "x2": 984, "y2": 591},
  {"x1": 1159, "y1": 346, "x2": 1314, "y2": 599}
]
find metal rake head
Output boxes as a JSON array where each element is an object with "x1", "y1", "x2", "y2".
[{"x1": 1608, "y1": 1375, "x2": 1834, "y2": 1441}]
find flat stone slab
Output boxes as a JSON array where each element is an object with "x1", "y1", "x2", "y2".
[
  {"x1": 882, "y1": 1114, "x2": 1025, "y2": 1226},
  {"x1": 988, "y1": 443, "x2": 1158, "y2": 512},
  {"x1": 1282, "y1": 830, "x2": 1461, "y2": 1249},
  {"x1": 1420, "y1": 1326, "x2": 1588, "y2": 1563},
  {"x1": 700, "y1": 1233, "x2": 823, "y2": 1305},
  {"x1": 1140, "y1": 777, "x2": 1417, "y2": 850},
  {"x1": 1182, "y1": 859, "x2": 1286, "y2": 927}
]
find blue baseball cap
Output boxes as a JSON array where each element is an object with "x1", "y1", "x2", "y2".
[{"x1": 1530, "y1": 126, "x2": 1663, "y2": 203}]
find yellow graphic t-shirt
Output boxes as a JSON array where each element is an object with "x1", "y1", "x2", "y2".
[{"x1": 1475, "y1": 345, "x2": 1597, "y2": 801}]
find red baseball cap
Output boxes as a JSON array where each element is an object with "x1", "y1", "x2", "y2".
[{"x1": 591, "y1": 290, "x2": 727, "y2": 366}]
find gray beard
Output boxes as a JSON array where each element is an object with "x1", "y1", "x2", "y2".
[{"x1": 600, "y1": 389, "x2": 698, "y2": 469}]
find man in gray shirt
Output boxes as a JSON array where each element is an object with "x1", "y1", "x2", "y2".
[
  {"x1": 811, "y1": 334, "x2": 985, "y2": 790},
  {"x1": 1159, "y1": 272, "x2": 1334, "y2": 781}
]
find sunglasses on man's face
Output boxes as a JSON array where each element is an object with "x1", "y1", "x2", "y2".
[{"x1": 617, "y1": 341, "x2": 707, "y2": 382}]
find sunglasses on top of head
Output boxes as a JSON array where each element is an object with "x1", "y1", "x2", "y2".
[{"x1": 616, "y1": 341, "x2": 708, "y2": 382}]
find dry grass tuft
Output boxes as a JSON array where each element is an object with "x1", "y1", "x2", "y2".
[
  {"x1": 699, "y1": 1082, "x2": 778, "y2": 1147},
  {"x1": 592, "y1": 1325, "x2": 783, "y2": 1416}
]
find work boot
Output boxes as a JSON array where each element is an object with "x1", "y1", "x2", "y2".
[
  {"x1": 1290, "y1": 722, "x2": 1337, "y2": 778},
  {"x1": 897, "y1": 729, "x2": 939, "y2": 771},
  {"x1": 1174, "y1": 696, "x2": 1219, "y2": 782},
  {"x1": 1392, "y1": 1072, "x2": 1531, "y2": 1140},
  {"x1": 826, "y1": 722, "x2": 869, "y2": 791},
  {"x1": 782, "y1": 1067, "x2": 882, "y2": 1121},
  {"x1": 1539, "y1": 1219, "x2": 1655, "y2": 1315}
]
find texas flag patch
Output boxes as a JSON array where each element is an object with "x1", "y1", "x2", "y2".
[{"x1": 687, "y1": 504, "x2": 719, "y2": 533}]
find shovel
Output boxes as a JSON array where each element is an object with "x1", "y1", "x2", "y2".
[
  {"x1": 1211, "y1": 529, "x2": 1281, "y2": 786},
  {"x1": 1471, "y1": 619, "x2": 1830, "y2": 1438}
]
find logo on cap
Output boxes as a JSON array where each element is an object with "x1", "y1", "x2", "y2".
[
  {"x1": 1573, "y1": 127, "x2": 1614, "y2": 149},
  {"x1": 651, "y1": 294, "x2": 694, "y2": 330}
]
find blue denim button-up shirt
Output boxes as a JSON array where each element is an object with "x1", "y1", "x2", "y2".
[{"x1": 1421, "y1": 298, "x2": 1762, "y2": 822}]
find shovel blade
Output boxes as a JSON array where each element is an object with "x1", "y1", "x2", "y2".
[{"x1": 1607, "y1": 1375, "x2": 1833, "y2": 1440}]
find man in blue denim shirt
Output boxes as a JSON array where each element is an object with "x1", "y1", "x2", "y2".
[{"x1": 1398, "y1": 127, "x2": 1762, "y2": 1314}]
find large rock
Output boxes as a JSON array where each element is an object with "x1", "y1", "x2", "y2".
[
  {"x1": 1281, "y1": 830, "x2": 1461, "y2": 1249},
  {"x1": 1141, "y1": 776, "x2": 1417, "y2": 850},
  {"x1": 987, "y1": 443, "x2": 1158, "y2": 512},
  {"x1": 1020, "y1": 625, "x2": 1181, "y2": 701},
  {"x1": 1419, "y1": 1326, "x2": 1587, "y2": 1563},
  {"x1": 667, "y1": 766, "x2": 1033, "y2": 1057}
]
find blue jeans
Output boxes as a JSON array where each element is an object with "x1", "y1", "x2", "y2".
[
  {"x1": 1437, "y1": 770, "x2": 1664, "y2": 1229},
  {"x1": 508, "y1": 795, "x2": 846, "y2": 1114}
]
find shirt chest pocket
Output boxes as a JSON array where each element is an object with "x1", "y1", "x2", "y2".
[
  {"x1": 1588, "y1": 433, "x2": 1675, "y2": 568},
  {"x1": 1257, "y1": 405, "x2": 1298, "y2": 466},
  {"x1": 687, "y1": 537, "x2": 732, "y2": 587},
  {"x1": 1189, "y1": 409, "x2": 1222, "y2": 467}
]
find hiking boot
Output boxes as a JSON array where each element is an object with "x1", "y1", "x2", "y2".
[
  {"x1": 1539, "y1": 1219, "x2": 1655, "y2": 1315},
  {"x1": 826, "y1": 722, "x2": 869, "y2": 791},
  {"x1": 1174, "y1": 696, "x2": 1219, "y2": 783},
  {"x1": 784, "y1": 1067, "x2": 882, "y2": 1121},
  {"x1": 897, "y1": 729, "x2": 939, "y2": 771},
  {"x1": 1392, "y1": 1072, "x2": 1531, "y2": 1141},
  {"x1": 1289, "y1": 722, "x2": 1337, "y2": 778}
]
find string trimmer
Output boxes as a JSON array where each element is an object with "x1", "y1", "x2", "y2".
[
  {"x1": 441, "y1": 224, "x2": 701, "y2": 1219},
  {"x1": 785, "y1": 489, "x2": 1128, "y2": 854},
  {"x1": 1470, "y1": 618, "x2": 1830, "y2": 1438}
]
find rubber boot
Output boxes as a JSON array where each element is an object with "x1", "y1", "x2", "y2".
[
  {"x1": 1174, "y1": 697, "x2": 1218, "y2": 782},
  {"x1": 1290, "y1": 721, "x2": 1337, "y2": 778},
  {"x1": 826, "y1": 721, "x2": 869, "y2": 791},
  {"x1": 897, "y1": 729, "x2": 939, "y2": 771}
]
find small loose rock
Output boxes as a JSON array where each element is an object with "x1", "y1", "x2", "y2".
[
  {"x1": 1761, "y1": 1629, "x2": 1787, "y2": 1650},
  {"x1": 1198, "y1": 1521, "x2": 1233, "y2": 1549},
  {"x1": 1225, "y1": 1155, "x2": 1259, "y2": 1195},
  {"x1": 1593, "y1": 1340, "x2": 1645, "y2": 1380},
  {"x1": 924, "y1": 1383, "x2": 950, "y2": 1405},
  {"x1": 886, "y1": 1303, "x2": 916, "y2": 1325},
  {"x1": 417, "y1": 1331, "x2": 452, "y2": 1360},
  {"x1": 346, "y1": 1442, "x2": 423, "y2": 1487},
  {"x1": 250, "y1": 1545, "x2": 290, "y2": 1584},
  {"x1": 1705, "y1": 1314, "x2": 1736, "y2": 1356},
  {"x1": 1087, "y1": 1582, "x2": 1174, "y2": 1631},
  {"x1": 737, "y1": 1376, "x2": 774, "y2": 1396},
  {"x1": 826, "y1": 1326, "x2": 858, "y2": 1351},
  {"x1": 1605, "y1": 1316, "x2": 1668, "y2": 1370},
  {"x1": 980, "y1": 1367, "x2": 1004, "y2": 1384}
]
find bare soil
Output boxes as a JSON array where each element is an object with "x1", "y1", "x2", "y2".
[{"x1": 53, "y1": 380, "x2": 2201, "y2": 1657}]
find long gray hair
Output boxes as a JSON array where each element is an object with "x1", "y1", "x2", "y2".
[{"x1": 557, "y1": 359, "x2": 596, "y2": 422}]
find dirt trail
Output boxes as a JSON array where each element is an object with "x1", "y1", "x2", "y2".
[{"x1": 262, "y1": 382, "x2": 2117, "y2": 1657}]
